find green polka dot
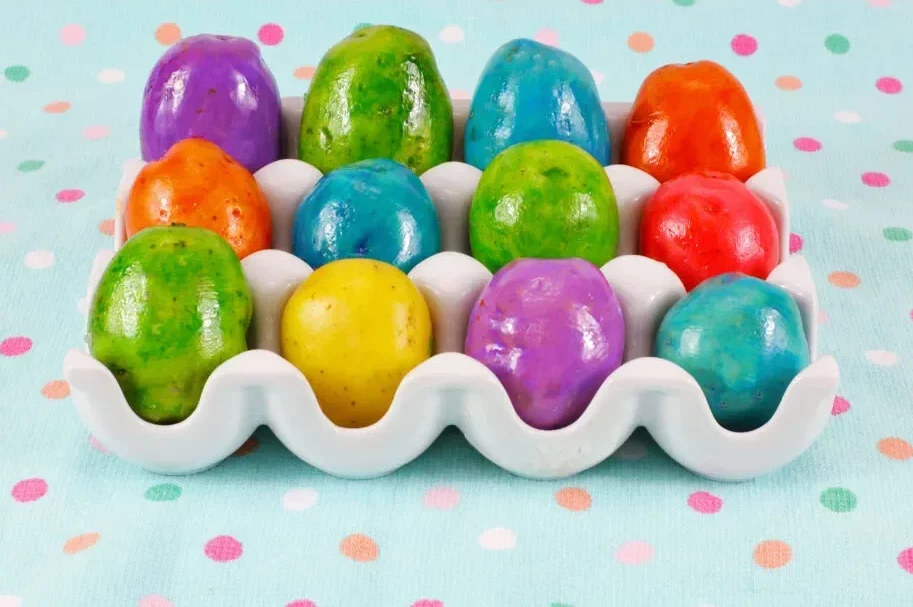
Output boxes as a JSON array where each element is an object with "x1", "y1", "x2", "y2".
[
  {"x1": 4, "y1": 65, "x2": 30, "y2": 82},
  {"x1": 550, "y1": 604, "x2": 573, "y2": 607},
  {"x1": 893, "y1": 140, "x2": 913, "y2": 153},
  {"x1": 17, "y1": 160, "x2": 44, "y2": 172},
  {"x1": 884, "y1": 227, "x2": 912, "y2": 242},
  {"x1": 144, "y1": 483, "x2": 182, "y2": 502},
  {"x1": 820, "y1": 487, "x2": 856, "y2": 513},
  {"x1": 672, "y1": 0, "x2": 696, "y2": 5},
  {"x1": 353, "y1": 22, "x2": 372, "y2": 32},
  {"x1": 824, "y1": 34, "x2": 850, "y2": 54}
]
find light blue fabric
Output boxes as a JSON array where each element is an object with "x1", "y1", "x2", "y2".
[{"x1": 2, "y1": 1, "x2": 913, "y2": 605}]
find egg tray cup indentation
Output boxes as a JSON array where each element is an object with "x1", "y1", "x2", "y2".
[{"x1": 66, "y1": 99, "x2": 838, "y2": 481}]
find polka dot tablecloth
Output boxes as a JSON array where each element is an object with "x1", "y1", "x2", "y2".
[{"x1": 2, "y1": 1, "x2": 913, "y2": 605}]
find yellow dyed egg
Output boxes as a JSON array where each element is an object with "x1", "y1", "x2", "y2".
[{"x1": 281, "y1": 258, "x2": 434, "y2": 428}]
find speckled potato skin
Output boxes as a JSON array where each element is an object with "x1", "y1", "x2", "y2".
[
  {"x1": 468, "y1": 140, "x2": 619, "y2": 273},
  {"x1": 88, "y1": 227, "x2": 252, "y2": 424},
  {"x1": 281, "y1": 258, "x2": 434, "y2": 428},
  {"x1": 298, "y1": 25, "x2": 453, "y2": 174},
  {"x1": 655, "y1": 273, "x2": 809, "y2": 432}
]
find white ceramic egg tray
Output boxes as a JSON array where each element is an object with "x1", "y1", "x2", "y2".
[{"x1": 64, "y1": 98, "x2": 839, "y2": 481}]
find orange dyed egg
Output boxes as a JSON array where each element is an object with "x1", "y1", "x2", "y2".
[
  {"x1": 621, "y1": 60, "x2": 765, "y2": 183},
  {"x1": 125, "y1": 138, "x2": 272, "y2": 259}
]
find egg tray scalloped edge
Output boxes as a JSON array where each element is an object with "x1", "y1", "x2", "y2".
[{"x1": 64, "y1": 99, "x2": 839, "y2": 481}]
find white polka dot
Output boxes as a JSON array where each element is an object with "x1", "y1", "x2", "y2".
[
  {"x1": 614, "y1": 438, "x2": 647, "y2": 460},
  {"x1": 439, "y1": 25, "x2": 464, "y2": 44},
  {"x1": 98, "y1": 68, "x2": 125, "y2": 84},
  {"x1": 282, "y1": 488, "x2": 318, "y2": 511},
  {"x1": 0, "y1": 129, "x2": 7, "y2": 140},
  {"x1": 821, "y1": 198, "x2": 848, "y2": 210},
  {"x1": 866, "y1": 350, "x2": 898, "y2": 366},
  {"x1": 778, "y1": 0, "x2": 801, "y2": 6},
  {"x1": 25, "y1": 250, "x2": 55, "y2": 270},
  {"x1": 834, "y1": 111, "x2": 861, "y2": 124},
  {"x1": 479, "y1": 527, "x2": 516, "y2": 550},
  {"x1": 0, "y1": 596, "x2": 23, "y2": 607},
  {"x1": 590, "y1": 69, "x2": 605, "y2": 85},
  {"x1": 77, "y1": 297, "x2": 89, "y2": 316}
]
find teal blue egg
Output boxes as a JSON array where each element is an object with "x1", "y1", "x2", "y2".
[
  {"x1": 292, "y1": 158, "x2": 441, "y2": 272},
  {"x1": 464, "y1": 38, "x2": 610, "y2": 170},
  {"x1": 655, "y1": 273, "x2": 810, "y2": 432}
]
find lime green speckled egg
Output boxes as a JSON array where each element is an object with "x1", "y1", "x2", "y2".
[
  {"x1": 468, "y1": 140, "x2": 619, "y2": 273},
  {"x1": 298, "y1": 25, "x2": 453, "y2": 174}
]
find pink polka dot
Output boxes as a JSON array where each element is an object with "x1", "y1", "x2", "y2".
[
  {"x1": 687, "y1": 491, "x2": 722, "y2": 514},
  {"x1": 59, "y1": 24, "x2": 86, "y2": 46},
  {"x1": 869, "y1": 0, "x2": 891, "y2": 6},
  {"x1": 257, "y1": 23, "x2": 284, "y2": 46},
  {"x1": 424, "y1": 486, "x2": 460, "y2": 510},
  {"x1": 731, "y1": 34, "x2": 758, "y2": 56},
  {"x1": 818, "y1": 309, "x2": 829, "y2": 324},
  {"x1": 285, "y1": 601, "x2": 317, "y2": 607},
  {"x1": 534, "y1": 28, "x2": 559, "y2": 47},
  {"x1": 832, "y1": 396, "x2": 851, "y2": 416},
  {"x1": 616, "y1": 540, "x2": 654, "y2": 564},
  {"x1": 11, "y1": 478, "x2": 48, "y2": 503},
  {"x1": 789, "y1": 233, "x2": 803, "y2": 253},
  {"x1": 793, "y1": 137, "x2": 822, "y2": 152},
  {"x1": 204, "y1": 535, "x2": 243, "y2": 562},
  {"x1": 88, "y1": 434, "x2": 109, "y2": 453},
  {"x1": 412, "y1": 601, "x2": 444, "y2": 607},
  {"x1": 0, "y1": 222, "x2": 15, "y2": 234},
  {"x1": 0, "y1": 336, "x2": 32, "y2": 357},
  {"x1": 138, "y1": 595, "x2": 174, "y2": 607},
  {"x1": 876, "y1": 77, "x2": 902, "y2": 94},
  {"x1": 898, "y1": 547, "x2": 913, "y2": 573},
  {"x1": 581, "y1": 0, "x2": 604, "y2": 3},
  {"x1": 450, "y1": 89, "x2": 471, "y2": 100},
  {"x1": 862, "y1": 171, "x2": 890, "y2": 187},
  {"x1": 56, "y1": 189, "x2": 85, "y2": 203},
  {"x1": 83, "y1": 125, "x2": 110, "y2": 140}
]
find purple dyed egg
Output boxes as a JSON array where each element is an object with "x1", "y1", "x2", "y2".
[
  {"x1": 465, "y1": 258, "x2": 626, "y2": 430},
  {"x1": 140, "y1": 34, "x2": 281, "y2": 173}
]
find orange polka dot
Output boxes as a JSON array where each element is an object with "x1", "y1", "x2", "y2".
[
  {"x1": 41, "y1": 379, "x2": 70, "y2": 399},
  {"x1": 98, "y1": 218, "x2": 115, "y2": 236},
  {"x1": 555, "y1": 487, "x2": 592, "y2": 512},
  {"x1": 294, "y1": 65, "x2": 316, "y2": 80},
  {"x1": 753, "y1": 540, "x2": 792, "y2": 569},
  {"x1": 878, "y1": 437, "x2": 913, "y2": 460},
  {"x1": 155, "y1": 23, "x2": 181, "y2": 45},
  {"x1": 233, "y1": 436, "x2": 259, "y2": 456},
  {"x1": 775, "y1": 75, "x2": 802, "y2": 91},
  {"x1": 43, "y1": 101, "x2": 71, "y2": 114},
  {"x1": 627, "y1": 32, "x2": 654, "y2": 53},
  {"x1": 64, "y1": 532, "x2": 100, "y2": 554},
  {"x1": 828, "y1": 271, "x2": 860, "y2": 289},
  {"x1": 339, "y1": 533, "x2": 378, "y2": 562}
]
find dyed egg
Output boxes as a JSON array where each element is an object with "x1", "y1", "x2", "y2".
[
  {"x1": 292, "y1": 159, "x2": 441, "y2": 272},
  {"x1": 298, "y1": 25, "x2": 453, "y2": 174},
  {"x1": 88, "y1": 227, "x2": 252, "y2": 424},
  {"x1": 141, "y1": 34, "x2": 281, "y2": 173},
  {"x1": 468, "y1": 140, "x2": 618, "y2": 273},
  {"x1": 126, "y1": 138, "x2": 272, "y2": 259},
  {"x1": 655, "y1": 273, "x2": 809, "y2": 432},
  {"x1": 281, "y1": 259, "x2": 434, "y2": 428},
  {"x1": 465, "y1": 38, "x2": 610, "y2": 170},
  {"x1": 465, "y1": 258, "x2": 625, "y2": 430},
  {"x1": 621, "y1": 60, "x2": 765, "y2": 183},
  {"x1": 640, "y1": 171, "x2": 779, "y2": 291}
]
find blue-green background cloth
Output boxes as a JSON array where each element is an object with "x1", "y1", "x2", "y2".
[{"x1": 2, "y1": 1, "x2": 913, "y2": 605}]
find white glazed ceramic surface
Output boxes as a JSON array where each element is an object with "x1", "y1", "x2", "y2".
[{"x1": 67, "y1": 99, "x2": 838, "y2": 481}]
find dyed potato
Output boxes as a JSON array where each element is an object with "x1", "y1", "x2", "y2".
[
  {"x1": 469, "y1": 140, "x2": 618, "y2": 273},
  {"x1": 281, "y1": 259, "x2": 433, "y2": 428},
  {"x1": 88, "y1": 227, "x2": 252, "y2": 424},
  {"x1": 640, "y1": 171, "x2": 779, "y2": 290},
  {"x1": 465, "y1": 38, "x2": 610, "y2": 170},
  {"x1": 298, "y1": 25, "x2": 453, "y2": 174},
  {"x1": 292, "y1": 159, "x2": 441, "y2": 272},
  {"x1": 655, "y1": 273, "x2": 809, "y2": 432},
  {"x1": 622, "y1": 60, "x2": 765, "y2": 183},
  {"x1": 141, "y1": 34, "x2": 281, "y2": 173},
  {"x1": 126, "y1": 138, "x2": 272, "y2": 260},
  {"x1": 465, "y1": 258, "x2": 625, "y2": 430}
]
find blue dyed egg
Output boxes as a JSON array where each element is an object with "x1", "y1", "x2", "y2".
[
  {"x1": 655, "y1": 273, "x2": 810, "y2": 432},
  {"x1": 464, "y1": 38, "x2": 610, "y2": 170},
  {"x1": 292, "y1": 159, "x2": 441, "y2": 272}
]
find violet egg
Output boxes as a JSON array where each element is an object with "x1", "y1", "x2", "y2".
[{"x1": 465, "y1": 258, "x2": 625, "y2": 430}]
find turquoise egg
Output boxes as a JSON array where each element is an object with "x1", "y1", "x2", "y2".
[
  {"x1": 464, "y1": 38, "x2": 610, "y2": 170},
  {"x1": 655, "y1": 273, "x2": 810, "y2": 432},
  {"x1": 292, "y1": 159, "x2": 441, "y2": 272}
]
